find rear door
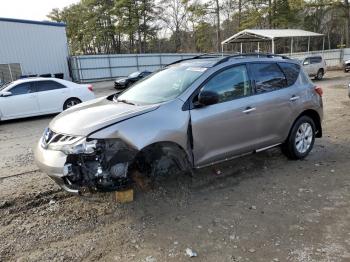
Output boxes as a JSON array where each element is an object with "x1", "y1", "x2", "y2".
[
  {"x1": 0, "y1": 82, "x2": 39, "y2": 119},
  {"x1": 247, "y1": 62, "x2": 302, "y2": 147},
  {"x1": 190, "y1": 64, "x2": 260, "y2": 167},
  {"x1": 35, "y1": 80, "x2": 69, "y2": 113}
]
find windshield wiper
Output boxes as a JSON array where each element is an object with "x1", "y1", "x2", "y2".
[{"x1": 117, "y1": 99, "x2": 136, "y2": 105}]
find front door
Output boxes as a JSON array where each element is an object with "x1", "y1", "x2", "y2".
[
  {"x1": 0, "y1": 82, "x2": 39, "y2": 119},
  {"x1": 190, "y1": 64, "x2": 260, "y2": 167},
  {"x1": 303, "y1": 58, "x2": 313, "y2": 75}
]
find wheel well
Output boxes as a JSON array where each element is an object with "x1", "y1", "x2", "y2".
[
  {"x1": 64, "y1": 97, "x2": 81, "y2": 103},
  {"x1": 296, "y1": 110, "x2": 322, "y2": 138},
  {"x1": 133, "y1": 141, "x2": 192, "y2": 177},
  {"x1": 63, "y1": 97, "x2": 82, "y2": 109},
  {"x1": 318, "y1": 68, "x2": 324, "y2": 73}
]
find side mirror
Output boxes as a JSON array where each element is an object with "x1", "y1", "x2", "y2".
[
  {"x1": 303, "y1": 60, "x2": 309, "y2": 65},
  {"x1": 0, "y1": 91, "x2": 12, "y2": 97},
  {"x1": 197, "y1": 90, "x2": 219, "y2": 106}
]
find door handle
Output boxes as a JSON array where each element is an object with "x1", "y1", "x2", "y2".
[
  {"x1": 242, "y1": 107, "x2": 256, "y2": 114},
  {"x1": 290, "y1": 96, "x2": 300, "y2": 101}
]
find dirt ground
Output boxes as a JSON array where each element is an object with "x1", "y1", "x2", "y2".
[{"x1": 1, "y1": 71, "x2": 350, "y2": 262}]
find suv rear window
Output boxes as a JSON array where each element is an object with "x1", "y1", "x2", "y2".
[
  {"x1": 279, "y1": 62, "x2": 300, "y2": 86},
  {"x1": 249, "y1": 63, "x2": 287, "y2": 93}
]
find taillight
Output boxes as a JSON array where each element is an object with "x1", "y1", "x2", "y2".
[
  {"x1": 87, "y1": 84, "x2": 93, "y2": 92},
  {"x1": 315, "y1": 86, "x2": 323, "y2": 97}
]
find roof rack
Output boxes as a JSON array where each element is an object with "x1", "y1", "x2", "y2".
[
  {"x1": 166, "y1": 52, "x2": 291, "y2": 67},
  {"x1": 214, "y1": 52, "x2": 291, "y2": 66},
  {"x1": 166, "y1": 53, "x2": 233, "y2": 66}
]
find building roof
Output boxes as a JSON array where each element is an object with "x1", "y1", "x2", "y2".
[
  {"x1": 222, "y1": 29, "x2": 323, "y2": 44},
  {"x1": 0, "y1": 17, "x2": 66, "y2": 27}
]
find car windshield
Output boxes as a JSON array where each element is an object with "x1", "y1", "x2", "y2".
[
  {"x1": 117, "y1": 65, "x2": 207, "y2": 105},
  {"x1": 128, "y1": 72, "x2": 141, "y2": 78}
]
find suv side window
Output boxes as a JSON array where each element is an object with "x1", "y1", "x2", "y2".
[
  {"x1": 249, "y1": 63, "x2": 287, "y2": 93},
  {"x1": 10, "y1": 82, "x2": 35, "y2": 96},
  {"x1": 201, "y1": 65, "x2": 252, "y2": 104},
  {"x1": 279, "y1": 62, "x2": 300, "y2": 86},
  {"x1": 36, "y1": 80, "x2": 66, "y2": 92},
  {"x1": 310, "y1": 57, "x2": 322, "y2": 64}
]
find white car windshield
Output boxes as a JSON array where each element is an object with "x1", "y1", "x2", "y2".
[{"x1": 117, "y1": 65, "x2": 207, "y2": 105}]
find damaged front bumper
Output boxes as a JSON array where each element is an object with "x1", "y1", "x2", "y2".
[
  {"x1": 34, "y1": 135, "x2": 137, "y2": 194},
  {"x1": 35, "y1": 141, "x2": 80, "y2": 194}
]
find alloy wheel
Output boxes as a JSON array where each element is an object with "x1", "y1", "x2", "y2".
[{"x1": 295, "y1": 122, "x2": 313, "y2": 154}]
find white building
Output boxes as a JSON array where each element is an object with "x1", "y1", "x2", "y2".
[{"x1": 0, "y1": 17, "x2": 70, "y2": 83}]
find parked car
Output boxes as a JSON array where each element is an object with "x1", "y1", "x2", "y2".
[
  {"x1": 301, "y1": 55, "x2": 327, "y2": 80},
  {"x1": 35, "y1": 54, "x2": 323, "y2": 194},
  {"x1": 114, "y1": 71, "x2": 152, "y2": 89},
  {"x1": 343, "y1": 59, "x2": 350, "y2": 72},
  {"x1": 0, "y1": 78, "x2": 95, "y2": 121}
]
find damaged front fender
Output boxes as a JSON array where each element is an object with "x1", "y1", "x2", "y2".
[
  {"x1": 61, "y1": 139, "x2": 193, "y2": 193},
  {"x1": 62, "y1": 139, "x2": 138, "y2": 192}
]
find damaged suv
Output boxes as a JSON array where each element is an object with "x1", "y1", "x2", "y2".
[{"x1": 35, "y1": 54, "x2": 323, "y2": 194}]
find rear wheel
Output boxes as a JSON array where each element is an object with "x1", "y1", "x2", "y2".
[
  {"x1": 315, "y1": 69, "x2": 324, "y2": 80},
  {"x1": 282, "y1": 116, "x2": 316, "y2": 160},
  {"x1": 63, "y1": 98, "x2": 81, "y2": 110}
]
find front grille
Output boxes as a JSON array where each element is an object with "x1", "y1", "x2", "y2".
[{"x1": 42, "y1": 128, "x2": 82, "y2": 147}]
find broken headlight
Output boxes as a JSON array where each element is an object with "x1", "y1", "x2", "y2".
[{"x1": 49, "y1": 138, "x2": 98, "y2": 155}]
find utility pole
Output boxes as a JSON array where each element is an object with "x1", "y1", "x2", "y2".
[{"x1": 214, "y1": 0, "x2": 221, "y2": 52}]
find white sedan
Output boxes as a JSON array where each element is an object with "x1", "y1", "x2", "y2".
[{"x1": 0, "y1": 78, "x2": 95, "y2": 121}]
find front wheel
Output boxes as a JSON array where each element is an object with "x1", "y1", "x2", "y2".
[
  {"x1": 282, "y1": 116, "x2": 316, "y2": 160},
  {"x1": 63, "y1": 98, "x2": 81, "y2": 110},
  {"x1": 315, "y1": 69, "x2": 324, "y2": 80}
]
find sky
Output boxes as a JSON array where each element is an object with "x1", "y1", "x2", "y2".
[{"x1": 0, "y1": 0, "x2": 79, "y2": 21}]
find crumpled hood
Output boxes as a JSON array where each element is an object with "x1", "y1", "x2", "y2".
[{"x1": 49, "y1": 97, "x2": 159, "y2": 136}]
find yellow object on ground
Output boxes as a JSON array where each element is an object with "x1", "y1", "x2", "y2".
[{"x1": 115, "y1": 189, "x2": 134, "y2": 203}]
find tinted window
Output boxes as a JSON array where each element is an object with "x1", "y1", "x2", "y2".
[
  {"x1": 250, "y1": 63, "x2": 287, "y2": 93},
  {"x1": 310, "y1": 57, "x2": 322, "y2": 64},
  {"x1": 279, "y1": 62, "x2": 300, "y2": 86},
  {"x1": 36, "y1": 81, "x2": 66, "y2": 92},
  {"x1": 201, "y1": 65, "x2": 251, "y2": 103},
  {"x1": 10, "y1": 82, "x2": 34, "y2": 96}
]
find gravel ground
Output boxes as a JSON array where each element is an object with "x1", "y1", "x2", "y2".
[{"x1": 1, "y1": 71, "x2": 350, "y2": 262}]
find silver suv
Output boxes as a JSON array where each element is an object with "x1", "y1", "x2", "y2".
[
  {"x1": 302, "y1": 55, "x2": 327, "y2": 80},
  {"x1": 35, "y1": 54, "x2": 323, "y2": 194}
]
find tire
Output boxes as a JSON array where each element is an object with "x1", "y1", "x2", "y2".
[
  {"x1": 63, "y1": 98, "x2": 82, "y2": 110},
  {"x1": 315, "y1": 69, "x2": 324, "y2": 80},
  {"x1": 282, "y1": 116, "x2": 316, "y2": 160}
]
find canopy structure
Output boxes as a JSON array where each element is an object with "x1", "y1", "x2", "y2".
[{"x1": 221, "y1": 29, "x2": 324, "y2": 54}]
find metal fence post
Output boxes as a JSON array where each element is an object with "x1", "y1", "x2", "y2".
[
  {"x1": 78, "y1": 57, "x2": 82, "y2": 83},
  {"x1": 136, "y1": 55, "x2": 140, "y2": 71},
  {"x1": 108, "y1": 55, "x2": 113, "y2": 79},
  {"x1": 8, "y1": 64, "x2": 13, "y2": 82}
]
